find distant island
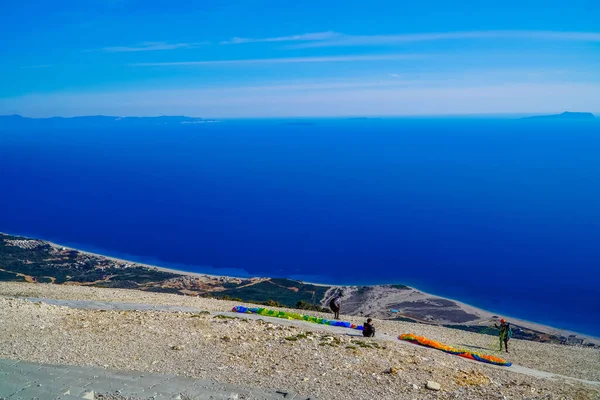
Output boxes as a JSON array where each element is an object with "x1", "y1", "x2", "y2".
[
  {"x1": 521, "y1": 111, "x2": 596, "y2": 120},
  {"x1": 0, "y1": 114, "x2": 219, "y2": 129}
]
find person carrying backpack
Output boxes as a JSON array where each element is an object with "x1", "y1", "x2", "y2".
[
  {"x1": 362, "y1": 318, "x2": 375, "y2": 337},
  {"x1": 329, "y1": 292, "x2": 342, "y2": 320},
  {"x1": 495, "y1": 318, "x2": 512, "y2": 352}
]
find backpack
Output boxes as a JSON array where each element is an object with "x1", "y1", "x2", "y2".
[{"x1": 329, "y1": 297, "x2": 340, "y2": 309}]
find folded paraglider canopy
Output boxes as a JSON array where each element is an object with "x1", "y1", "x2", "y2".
[
  {"x1": 399, "y1": 333, "x2": 512, "y2": 366},
  {"x1": 232, "y1": 306, "x2": 363, "y2": 330}
]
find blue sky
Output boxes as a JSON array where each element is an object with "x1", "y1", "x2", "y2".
[{"x1": 1, "y1": 0, "x2": 599, "y2": 117}]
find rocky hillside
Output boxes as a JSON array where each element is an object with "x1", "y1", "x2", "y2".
[
  {"x1": 1, "y1": 233, "x2": 597, "y2": 347},
  {"x1": 0, "y1": 282, "x2": 599, "y2": 400}
]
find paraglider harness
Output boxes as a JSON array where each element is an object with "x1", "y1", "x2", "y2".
[
  {"x1": 328, "y1": 291, "x2": 342, "y2": 310},
  {"x1": 362, "y1": 320, "x2": 375, "y2": 337},
  {"x1": 329, "y1": 296, "x2": 341, "y2": 312},
  {"x1": 497, "y1": 323, "x2": 512, "y2": 342}
]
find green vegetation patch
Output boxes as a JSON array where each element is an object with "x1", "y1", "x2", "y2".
[
  {"x1": 263, "y1": 299, "x2": 286, "y2": 308},
  {"x1": 319, "y1": 336, "x2": 342, "y2": 347},
  {"x1": 213, "y1": 314, "x2": 239, "y2": 320},
  {"x1": 296, "y1": 300, "x2": 331, "y2": 313},
  {"x1": 0, "y1": 270, "x2": 26, "y2": 282},
  {"x1": 284, "y1": 332, "x2": 312, "y2": 341},
  {"x1": 351, "y1": 340, "x2": 385, "y2": 349},
  {"x1": 190, "y1": 311, "x2": 211, "y2": 317},
  {"x1": 92, "y1": 280, "x2": 139, "y2": 289},
  {"x1": 0, "y1": 234, "x2": 179, "y2": 286},
  {"x1": 216, "y1": 279, "x2": 330, "y2": 309},
  {"x1": 214, "y1": 295, "x2": 243, "y2": 302}
]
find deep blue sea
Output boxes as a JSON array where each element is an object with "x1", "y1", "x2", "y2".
[{"x1": 1, "y1": 118, "x2": 599, "y2": 336}]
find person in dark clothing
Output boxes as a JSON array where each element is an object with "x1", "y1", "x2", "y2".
[
  {"x1": 362, "y1": 318, "x2": 375, "y2": 337},
  {"x1": 329, "y1": 293, "x2": 342, "y2": 320},
  {"x1": 495, "y1": 318, "x2": 511, "y2": 352}
]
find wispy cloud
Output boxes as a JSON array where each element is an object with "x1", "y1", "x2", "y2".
[
  {"x1": 100, "y1": 30, "x2": 600, "y2": 53},
  {"x1": 291, "y1": 30, "x2": 600, "y2": 48},
  {"x1": 130, "y1": 54, "x2": 420, "y2": 67},
  {"x1": 220, "y1": 31, "x2": 340, "y2": 45},
  {"x1": 101, "y1": 41, "x2": 205, "y2": 52}
]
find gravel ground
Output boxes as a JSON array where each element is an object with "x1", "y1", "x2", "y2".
[
  {"x1": 1, "y1": 282, "x2": 598, "y2": 382},
  {"x1": 1, "y1": 283, "x2": 599, "y2": 400}
]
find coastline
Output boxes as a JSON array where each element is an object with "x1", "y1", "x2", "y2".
[
  {"x1": 1, "y1": 230, "x2": 598, "y2": 342},
  {"x1": 48, "y1": 240, "x2": 331, "y2": 289},
  {"x1": 0, "y1": 231, "x2": 253, "y2": 281},
  {"x1": 47, "y1": 241, "x2": 238, "y2": 281}
]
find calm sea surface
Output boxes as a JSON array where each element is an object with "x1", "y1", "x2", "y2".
[{"x1": 1, "y1": 118, "x2": 599, "y2": 335}]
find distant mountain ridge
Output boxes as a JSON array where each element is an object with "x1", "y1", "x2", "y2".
[
  {"x1": 0, "y1": 114, "x2": 218, "y2": 128},
  {"x1": 522, "y1": 111, "x2": 596, "y2": 120}
]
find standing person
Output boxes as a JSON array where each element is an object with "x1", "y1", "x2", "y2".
[
  {"x1": 495, "y1": 318, "x2": 512, "y2": 352},
  {"x1": 362, "y1": 318, "x2": 375, "y2": 337},
  {"x1": 329, "y1": 292, "x2": 342, "y2": 320}
]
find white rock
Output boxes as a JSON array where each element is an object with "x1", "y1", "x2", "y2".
[{"x1": 426, "y1": 381, "x2": 441, "y2": 391}]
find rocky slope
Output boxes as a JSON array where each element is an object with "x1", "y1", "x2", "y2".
[
  {"x1": 3, "y1": 233, "x2": 596, "y2": 348},
  {"x1": 1, "y1": 282, "x2": 599, "y2": 400}
]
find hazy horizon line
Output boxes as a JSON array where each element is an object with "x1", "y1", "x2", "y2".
[{"x1": 3, "y1": 111, "x2": 597, "y2": 120}]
